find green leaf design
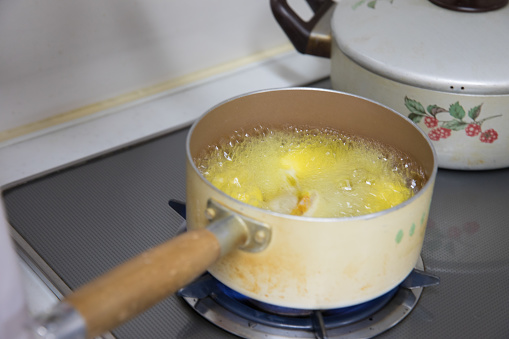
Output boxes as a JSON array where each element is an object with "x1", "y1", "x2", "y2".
[
  {"x1": 449, "y1": 102, "x2": 465, "y2": 120},
  {"x1": 353, "y1": 0, "x2": 394, "y2": 9},
  {"x1": 405, "y1": 97, "x2": 426, "y2": 116},
  {"x1": 427, "y1": 104, "x2": 447, "y2": 117},
  {"x1": 352, "y1": 0, "x2": 367, "y2": 9},
  {"x1": 395, "y1": 229, "x2": 404, "y2": 244},
  {"x1": 408, "y1": 113, "x2": 424, "y2": 123},
  {"x1": 404, "y1": 95, "x2": 500, "y2": 142},
  {"x1": 468, "y1": 104, "x2": 483, "y2": 121},
  {"x1": 442, "y1": 120, "x2": 469, "y2": 131}
]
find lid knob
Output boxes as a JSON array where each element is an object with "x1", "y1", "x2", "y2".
[{"x1": 429, "y1": 0, "x2": 508, "y2": 12}]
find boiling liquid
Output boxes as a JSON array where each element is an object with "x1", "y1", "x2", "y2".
[{"x1": 195, "y1": 126, "x2": 426, "y2": 218}]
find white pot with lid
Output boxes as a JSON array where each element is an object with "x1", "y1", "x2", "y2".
[{"x1": 271, "y1": 0, "x2": 509, "y2": 170}]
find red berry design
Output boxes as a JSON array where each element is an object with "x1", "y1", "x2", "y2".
[
  {"x1": 465, "y1": 124, "x2": 482, "y2": 137},
  {"x1": 424, "y1": 116, "x2": 439, "y2": 128},
  {"x1": 462, "y1": 221, "x2": 480, "y2": 234},
  {"x1": 480, "y1": 129, "x2": 498, "y2": 143},
  {"x1": 447, "y1": 226, "x2": 462, "y2": 239},
  {"x1": 428, "y1": 128, "x2": 441, "y2": 141},
  {"x1": 427, "y1": 219, "x2": 436, "y2": 229},
  {"x1": 405, "y1": 97, "x2": 502, "y2": 144},
  {"x1": 438, "y1": 127, "x2": 452, "y2": 139}
]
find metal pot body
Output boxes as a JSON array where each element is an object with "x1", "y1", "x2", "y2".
[
  {"x1": 186, "y1": 88, "x2": 437, "y2": 309},
  {"x1": 330, "y1": 45, "x2": 509, "y2": 170}
]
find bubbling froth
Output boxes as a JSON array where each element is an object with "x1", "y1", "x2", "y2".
[{"x1": 194, "y1": 125, "x2": 426, "y2": 218}]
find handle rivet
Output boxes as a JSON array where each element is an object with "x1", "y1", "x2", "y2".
[
  {"x1": 205, "y1": 208, "x2": 216, "y2": 220},
  {"x1": 254, "y1": 230, "x2": 267, "y2": 244}
]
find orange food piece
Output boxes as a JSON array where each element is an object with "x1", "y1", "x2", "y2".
[{"x1": 291, "y1": 194, "x2": 312, "y2": 216}]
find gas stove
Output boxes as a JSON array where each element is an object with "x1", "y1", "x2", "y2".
[
  {"x1": 3, "y1": 79, "x2": 509, "y2": 338},
  {"x1": 177, "y1": 266, "x2": 432, "y2": 339}
]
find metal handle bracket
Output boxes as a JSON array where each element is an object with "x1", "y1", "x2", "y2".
[{"x1": 205, "y1": 199, "x2": 272, "y2": 253}]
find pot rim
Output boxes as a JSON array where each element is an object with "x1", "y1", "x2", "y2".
[{"x1": 186, "y1": 87, "x2": 438, "y2": 223}]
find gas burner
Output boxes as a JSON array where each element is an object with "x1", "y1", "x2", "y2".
[
  {"x1": 178, "y1": 259, "x2": 438, "y2": 339},
  {"x1": 168, "y1": 200, "x2": 440, "y2": 338}
]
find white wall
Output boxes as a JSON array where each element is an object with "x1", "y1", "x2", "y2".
[{"x1": 0, "y1": 0, "x2": 312, "y2": 134}]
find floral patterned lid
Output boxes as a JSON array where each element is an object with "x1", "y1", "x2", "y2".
[{"x1": 331, "y1": 0, "x2": 509, "y2": 94}]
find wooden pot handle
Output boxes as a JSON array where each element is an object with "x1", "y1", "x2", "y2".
[
  {"x1": 65, "y1": 228, "x2": 221, "y2": 339},
  {"x1": 30, "y1": 204, "x2": 261, "y2": 339}
]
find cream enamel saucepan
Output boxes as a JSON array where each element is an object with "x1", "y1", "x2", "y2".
[
  {"x1": 32, "y1": 89, "x2": 436, "y2": 339},
  {"x1": 271, "y1": 0, "x2": 509, "y2": 170}
]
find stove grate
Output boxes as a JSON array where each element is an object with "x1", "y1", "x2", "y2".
[{"x1": 178, "y1": 263, "x2": 438, "y2": 339}]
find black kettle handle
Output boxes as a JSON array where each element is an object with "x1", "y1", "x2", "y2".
[{"x1": 270, "y1": 0, "x2": 335, "y2": 58}]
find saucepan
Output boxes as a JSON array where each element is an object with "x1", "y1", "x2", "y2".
[
  {"x1": 32, "y1": 88, "x2": 436, "y2": 339},
  {"x1": 271, "y1": 0, "x2": 509, "y2": 170}
]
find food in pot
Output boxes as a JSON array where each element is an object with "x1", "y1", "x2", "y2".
[{"x1": 195, "y1": 126, "x2": 426, "y2": 218}]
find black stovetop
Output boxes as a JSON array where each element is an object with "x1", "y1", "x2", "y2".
[{"x1": 3, "y1": 79, "x2": 509, "y2": 338}]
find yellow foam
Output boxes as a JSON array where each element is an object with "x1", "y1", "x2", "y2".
[{"x1": 197, "y1": 127, "x2": 423, "y2": 218}]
